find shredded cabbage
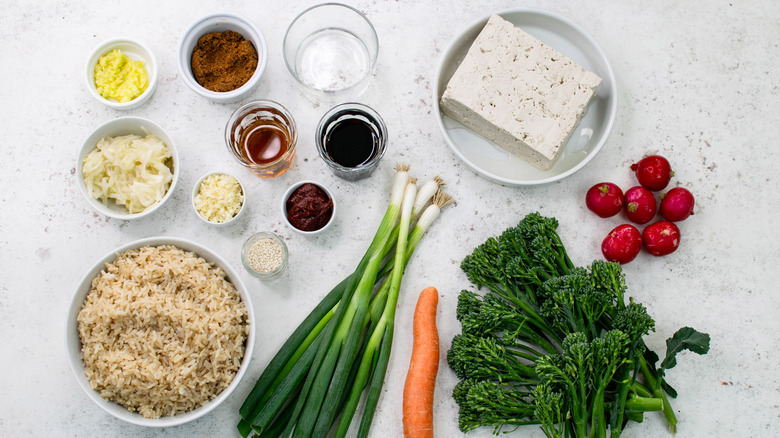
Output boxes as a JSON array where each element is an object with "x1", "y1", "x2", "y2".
[{"x1": 82, "y1": 134, "x2": 173, "y2": 214}]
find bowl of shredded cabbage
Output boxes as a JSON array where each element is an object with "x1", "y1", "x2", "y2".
[{"x1": 77, "y1": 117, "x2": 179, "y2": 219}]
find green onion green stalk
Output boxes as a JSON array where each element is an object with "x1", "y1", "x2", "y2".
[{"x1": 237, "y1": 164, "x2": 453, "y2": 438}]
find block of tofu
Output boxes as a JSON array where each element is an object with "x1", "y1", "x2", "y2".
[{"x1": 440, "y1": 14, "x2": 602, "y2": 170}]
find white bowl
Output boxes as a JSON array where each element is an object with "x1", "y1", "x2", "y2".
[
  {"x1": 85, "y1": 38, "x2": 158, "y2": 110},
  {"x1": 433, "y1": 8, "x2": 618, "y2": 186},
  {"x1": 65, "y1": 237, "x2": 256, "y2": 427},
  {"x1": 281, "y1": 180, "x2": 336, "y2": 235},
  {"x1": 76, "y1": 116, "x2": 179, "y2": 220},
  {"x1": 191, "y1": 171, "x2": 246, "y2": 226},
  {"x1": 177, "y1": 12, "x2": 268, "y2": 103}
]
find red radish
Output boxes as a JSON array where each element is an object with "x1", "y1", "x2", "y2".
[
  {"x1": 642, "y1": 221, "x2": 681, "y2": 256},
  {"x1": 660, "y1": 187, "x2": 695, "y2": 221},
  {"x1": 601, "y1": 224, "x2": 643, "y2": 264},
  {"x1": 586, "y1": 182, "x2": 624, "y2": 218},
  {"x1": 631, "y1": 155, "x2": 674, "y2": 191},
  {"x1": 624, "y1": 186, "x2": 657, "y2": 224}
]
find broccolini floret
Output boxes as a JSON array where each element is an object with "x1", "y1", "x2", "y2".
[
  {"x1": 453, "y1": 379, "x2": 538, "y2": 434},
  {"x1": 448, "y1": 333, "x2": 537, "y2": 383}
]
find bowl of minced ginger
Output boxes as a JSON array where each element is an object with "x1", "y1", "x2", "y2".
[{"x1": 85, "y1": 37, "x2": 158, "y2": 110}]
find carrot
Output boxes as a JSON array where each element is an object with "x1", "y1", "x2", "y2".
[{"x1": 402, "y1": 286, "x2": 440, "y2": 438}]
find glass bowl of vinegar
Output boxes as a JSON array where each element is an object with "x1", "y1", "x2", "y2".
[{"x1": 225, "y1": 100, "x2": 297, "y2": 178}]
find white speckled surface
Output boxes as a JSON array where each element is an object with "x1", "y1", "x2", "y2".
[{"x1": 1, "y1": 1, "x2": 778, "y2": 437}]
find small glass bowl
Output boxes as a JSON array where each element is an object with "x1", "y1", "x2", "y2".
[
  {"x1": 315, "y1": 102, "x2": 387, "y2": 181},
  {"x1": 225, "y1": 100, "x2": 297, "y2": 178},
  {"x1": 283, "y1": 3, "x2": 378, "y2": 102},
  {"x1": 242, "y1": 232, "x2": 288, "y2": 281}
]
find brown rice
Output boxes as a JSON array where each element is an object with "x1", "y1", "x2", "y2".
[{"x1": 77, "y1": 245, "x2": 249, "y2": 418}]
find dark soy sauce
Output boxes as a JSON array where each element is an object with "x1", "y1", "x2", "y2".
[{"x1": 323, "y1": 115, "x2": 379, "y2": 168}]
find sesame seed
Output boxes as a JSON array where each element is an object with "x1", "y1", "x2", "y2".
[{"x1": 246, "y1": 238, "x2": 284, "y2": 273}]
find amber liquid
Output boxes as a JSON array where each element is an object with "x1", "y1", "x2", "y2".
[
  {"x1": 231, "y1": 105, "x2": 296, "y2": 178},
  {"x1": 241, "y1": 124, "x2": 288, "y2": 165}
]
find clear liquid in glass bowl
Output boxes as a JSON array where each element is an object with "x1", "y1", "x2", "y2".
[{"x1": 295, "y1": 28, "x2": 371, "y2": 92}]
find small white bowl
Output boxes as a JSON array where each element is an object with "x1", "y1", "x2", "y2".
[
  {"x1": 77, "y1": 117, "x2": 179, "y2": 220},
  {"x1": 65, "y1": 237, "x2": 255, "y2": 427},
  {"x1": 281, "y1": 180, "x2": 336, "y2": 235},
  {"x1": 191, "y1": 171, "x2": 246, "y2": 226},
  {"x1": 177, "y1": 12, "x2": 268, "y2": 103},
  {"x1": 85, "y1": 38, "x2": 158, "y2": 110}
]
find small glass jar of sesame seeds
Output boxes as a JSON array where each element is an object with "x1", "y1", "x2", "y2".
[{"x1": 241, "y1": 231, "x2": 288, "y2": 281}]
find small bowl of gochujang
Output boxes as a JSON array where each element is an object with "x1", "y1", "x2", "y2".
[{"x1": 282, "y1": 181, "x2": 336, "y2": 235}]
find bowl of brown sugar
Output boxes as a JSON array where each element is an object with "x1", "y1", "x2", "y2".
[{"x1": 178, "y1": 12, "x2": 267, "y2": 103}]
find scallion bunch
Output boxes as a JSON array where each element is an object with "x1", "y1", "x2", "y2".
[{"x1": 237, "y1": 164, "x2": 453, "y2": 438}]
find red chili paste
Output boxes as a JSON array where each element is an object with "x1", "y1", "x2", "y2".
[{"x1": 286, "y1": 183, "x2": 333, "y2": 231}]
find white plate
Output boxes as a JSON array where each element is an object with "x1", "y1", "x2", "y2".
[{"x1": 433, "y1": 9, "x2": 617, "y2": 186}]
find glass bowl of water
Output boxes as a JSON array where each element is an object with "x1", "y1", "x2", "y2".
[{"x1": 283, "y1": 3, "x2": 378, "y2": 101}]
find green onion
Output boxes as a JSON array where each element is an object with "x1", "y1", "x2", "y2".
[{"x1": 237, "y1": 164, "x2": 452, "y2": 438}]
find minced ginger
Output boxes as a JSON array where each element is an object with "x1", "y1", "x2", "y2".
[{"x1": 94, "y1": 49, "x2": 149, "y2": 102}]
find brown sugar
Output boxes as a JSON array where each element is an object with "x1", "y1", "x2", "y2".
[{"x1": 191, "y1": 30, "x2": 258, "y2": 92}]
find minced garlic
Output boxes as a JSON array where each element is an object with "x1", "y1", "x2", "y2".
[{"x1": 194, "y1": 173, "x2": 244, "y2": 223}]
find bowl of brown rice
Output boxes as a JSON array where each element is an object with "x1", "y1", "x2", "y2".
[{"x1": 65, "y1": 237, "x2": 255, "y2": 427}]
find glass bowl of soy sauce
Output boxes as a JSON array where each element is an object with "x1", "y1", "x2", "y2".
[{"x1": 315, "y1": 102, "x2": 387, "y2": 181}]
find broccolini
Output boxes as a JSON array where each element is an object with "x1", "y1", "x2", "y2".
[{"x1": 448, "y1": 213, "x2": 710, "y2": 437}]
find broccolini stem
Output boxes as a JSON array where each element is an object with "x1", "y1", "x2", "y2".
[
  {"x1": 629, "y1": 380, "x2": 653, "y2": 398},
  {"x1": 625, "y1": 393, "x2": 664, "y2": 412},
  {"x1": 639, "y1": 356, "x2": 677, "y2": 433}
]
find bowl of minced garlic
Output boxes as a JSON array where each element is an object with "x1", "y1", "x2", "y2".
[
  {"x1": 192, "y1": 172, "x2": 246, "y2": 225},
  {"x1": 85, "y1": 38, "x2": 158, "y2": 110}
]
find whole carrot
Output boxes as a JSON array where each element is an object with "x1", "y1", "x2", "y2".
[{"x1": 403, "y1": 286, "x2": 440, "y2": 438}]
